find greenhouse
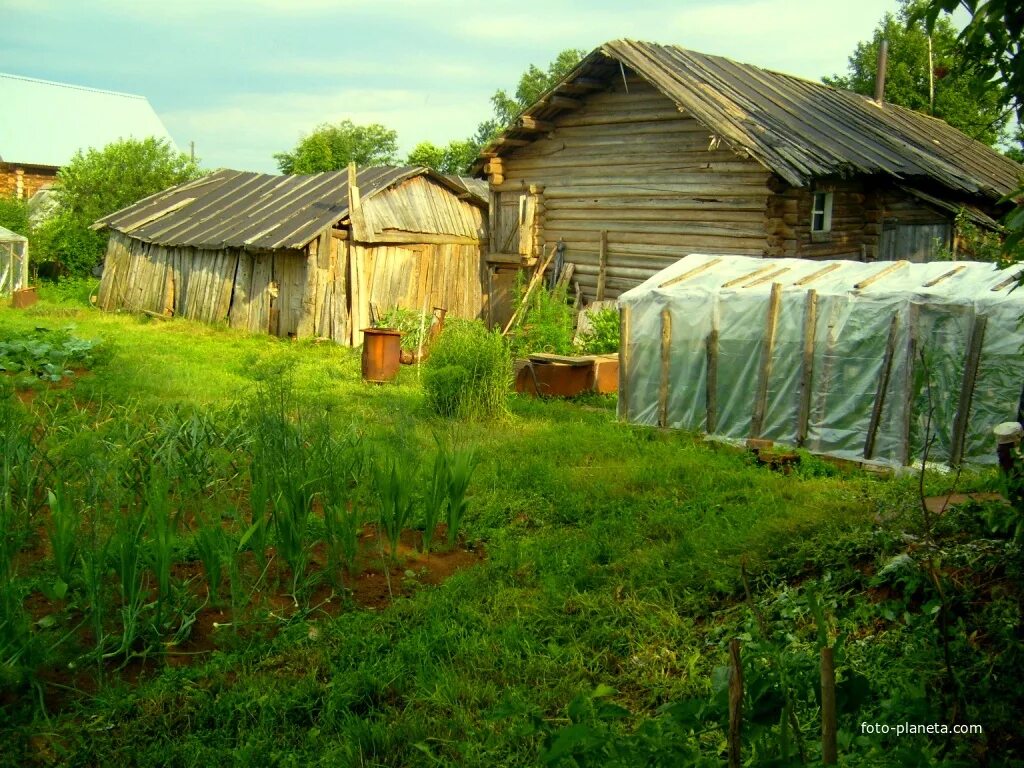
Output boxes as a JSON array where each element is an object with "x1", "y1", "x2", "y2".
[
  {"x1": 0, "y1": 225, "x2": 29, "y2": 297},
  {"x1": 617, "y1": 254, "x2": 1024, "y2": 467}
]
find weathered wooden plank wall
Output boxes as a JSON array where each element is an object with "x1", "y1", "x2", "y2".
[
  {"x1": 361, "y1": 176, "x2": 486, "y2": 243},
  {"x1": 353, "y1": 242, "x2": 485, "y2": 321},
  {"x1": 496, "y1": 76, "x2": 772, "y2": 300}
]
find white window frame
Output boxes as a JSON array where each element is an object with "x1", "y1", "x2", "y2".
[{"x1": 811, "y1": 191, "x2": 833, "y2": 233}]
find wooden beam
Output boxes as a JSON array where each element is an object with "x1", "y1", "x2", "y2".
[
  {"x1": 854, "y1": 260, "x2": 908, "y2": 290},
  {"x1": 744, "y1": 267, "x2": 790, "y2": 288},
  {"x1": 494, "y1": 137, "x2": 531, "y2": 148},
  {"x1": 596, "y1": 230, "x2": 608, "y2": 300},
  {"x1": 658, "y1": 256, "x2": 722, "y2": 289},
  {"x1": 750, "y1": 282, "x2": 783, "y2": 438},
  {"x1": 863, "y1": 313, "x2": 900, "y2": 460},
  {"x1": 547, "y1": 95, "x2": 582, "y2": 110},
  {"x1": 570, "y1": 77, "x2": 605, "y2": 90},
  {"x1": 899, "y1": 304, "x2": 919, "y2": 466},
  {"x1": 517, "y1": 116, "x2": 554, "y2": 132},
  {"x1": 922, "y1": 265, "x2": 965, "y2": 288},
  {"x1": 706, "y1": 326, "x2": 719, "y2": 433},
  {"x1": 722, "y1": 263, "x2": 774, "y2": 289},
  {"x1": 949, "y1": 313, "x2": 988, "y2": 467},
  {"x1": 659, "y1": 308, "x2": 672, "y2": 427},
  {"x1": 793, "y1": 262, "x2": 841, "y2": 286},
  {"x1": 990, "y1": 270, "x2": 1023, "y2": 291},
  {"x1": 796, "y1": 289, "x2": 818, "y2": 446},
  {"x1": 618, "y1": 304, "x2": 632, "y2": 422},
  {"x1": 330, "y1": 228, "x2": 348, "y2": 240}
]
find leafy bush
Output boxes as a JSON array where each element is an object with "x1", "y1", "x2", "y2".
[
  {"x1": 575, "y1": 306, "x2": 620, "y2": 355},
  {"x1": 378, "y1": 306, "x2": 429, "y2": 351},
  {"x1": 423, "y1": 319, "x2": 512, "y2": 420}
]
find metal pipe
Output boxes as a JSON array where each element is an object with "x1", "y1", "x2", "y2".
[{"x1": 874, "y1": 39, "x2": 889, "y2": 103}]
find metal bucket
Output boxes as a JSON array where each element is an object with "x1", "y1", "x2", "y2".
[{"x1": 361, "y1": 328, "x2": 402, "y2": 382}]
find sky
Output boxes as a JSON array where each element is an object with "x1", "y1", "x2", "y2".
[{"x1": 1, "y1": 0, "x2": 910, "y2": 173}]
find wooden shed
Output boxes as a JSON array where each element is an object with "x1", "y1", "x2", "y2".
[
  {"x1": 94, "y1": 166, "x2": 488, "y2": 344},
  {"x1": 474, "y1": 40, "x2": 1023, "y2": 306}
]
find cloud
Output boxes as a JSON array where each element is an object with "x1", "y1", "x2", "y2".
[{"x1": 163, "y1": 87, "x2": 490, "y2": 172}]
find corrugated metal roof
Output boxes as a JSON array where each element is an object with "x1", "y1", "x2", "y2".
[
  {"x1": 94, "y1": 166, "x2": 480, "y2": 250},
  {"x1": 479, "y1": 40, "x2": 1022, "y2": 201},
  {"x1": 0, "y1": 73, "x2": 176, "y2": 168}
]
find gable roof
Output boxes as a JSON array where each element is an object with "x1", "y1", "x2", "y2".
[
  {"x1": 0, "y1": 73, "x2": 176, "y2": 168},
  {"x1": 477, "y1": 40, "x2": 1022, "y2": 201},
  {"x1": 94, "y1": 166, "x2": 483, "y2": 251}
]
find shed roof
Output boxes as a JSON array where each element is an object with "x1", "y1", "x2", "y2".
[
  {"x1": 94, "y1": 166, "x2": 484, "y2": 251},
  {"x1": 0, "y1": 73, "x2": 175, "y2": 168},
  {"x1": 479, "y1": 40, "x2": 1023, "y2": 201}
]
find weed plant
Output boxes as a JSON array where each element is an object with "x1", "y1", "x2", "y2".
[
  {"x1": 444, "y1": 447, "x2": 477, "y2": 549},
  {"x1": 575, "y1": 306, "x2": 620, "y2": 355},
  {"x1": 195, "y1": 515, "x2": 227, "y2": 605},
  {"x1": 423, "y1": 320, "x2": 512, "y2": 420},
  {"x1": 507, "y1": 272, "x2": 576, "y2": 358},
  {"x1": 374, "y1": 455, "x2": 416, "y2": 563},
  {"x1": 45, "y1": 485, "x2": 78, "y2": 592},
  {"x1": 420, "y1": 447, "x2": 448, "y2": 554}
]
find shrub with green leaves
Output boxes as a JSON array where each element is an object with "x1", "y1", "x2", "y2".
[
  {"x1": 0, "y1": 327, "x2": 98, "y2": 382},
  {"x1": 422, "y1": 319, "x2": 512, "y2": 420},
  {"x1": 575, "y1": 306, "x2": 620, "y2": 355},
  {"x1": 378, "y1": 306, "x2": 430, "y2": 351},
  {"x1": 0, "y1": 196, "x2": 31, "y2": 237}
]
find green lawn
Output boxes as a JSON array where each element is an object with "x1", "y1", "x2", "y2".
[{"x1": 0, "y1": 288, "x2": 1019, "y2": 767}]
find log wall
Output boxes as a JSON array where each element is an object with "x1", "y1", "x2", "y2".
[{"x1": 496, "y1": 76, "x2": 772, "y2": 299}]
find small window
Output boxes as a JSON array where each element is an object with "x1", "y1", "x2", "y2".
[{"x1": 811, "y1": 192, "x2": 833, "y2": 233}]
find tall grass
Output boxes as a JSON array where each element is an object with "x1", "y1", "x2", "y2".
[
  {"x1": 374, "y1": 455, "x2": 416, "y2": 563},
  {"x1": 422, "y1": 320, "x2": 513, "y2": 421},
  {"x1": 420, "y1": 448, "x2": 448, "y2": 554},
  {"x1": 444, "y1": 447, "x2": 477, "y2": 549},
  {"x1": 45, "y1": 485, "x2": 79, "y2": 592}
]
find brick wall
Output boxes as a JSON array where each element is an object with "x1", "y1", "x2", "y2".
[{"x1": 0, "y1": 163, "x2": 58, "y2": 199}]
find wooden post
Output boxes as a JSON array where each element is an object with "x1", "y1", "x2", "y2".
[
  {"x1": 750, "y1": 282, "x2": 783, "y2": 438},
  {"x1": 821, "y1": 647, "x2": 838, "y2": 765},
  {"x1": 899, "y1": 304, "x2": 920, "y2": 466},
  {"x1": 618, "y1": 304, "x2": 632, "y2": 422},
  {"x1": 796, "y1": 290, "x2": 818, "y2": 446},
  {"x1": 949, "y1": 313, "x2": 988, "y2": 467},
  {"x1": 706, "y1": 326, "x2": 719, "y2": 433},
  {"x1": 863, "y1": 313, "x2": 900, "y2": 460},
  {"x1": 658, "y1": 308, "x2": 672, "y2": 427},
  {"x1": 596, "y1": 230, "x2": 608, "y2": 301},
  {"x1": 728, "y1": 639, "x2": 743, "y2": 768}
]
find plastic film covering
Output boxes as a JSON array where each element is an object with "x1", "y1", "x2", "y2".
[{"x1": 618, "y1": 254, "x2": 1024, "y2": 467}]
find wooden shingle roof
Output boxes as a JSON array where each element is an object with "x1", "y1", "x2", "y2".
[
  {"x1": 94, "y1": 166, "x2": 481, "y2": 251},
  {"x1": 478, "y1": 40, "x2": 1023, "y2": 200}
]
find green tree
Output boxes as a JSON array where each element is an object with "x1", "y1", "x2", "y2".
[
  {"x1": 273, "y1": 120, "x2": 399, "y2": 174},
  {"x1": 490, "y1": 48, "x2": 586, "y2": 127},
  {"x1": 476, "y1": 48, "x2": 587, "y2": 145},
  {"x1": 406, "y1": 139, "x2": 479, "y2": 175},
  {"x1": 38, "y1": 137, "x2": 201, "y2": 276},
  {"x1": 0, "y1": 197, "x2": 31, "y2": 238},
  {"x1": 824, "y1": 0, "x2": 1010, "y2": 145},
  {"x1": 913, "y1": 0, "x2": 1024, "y2": 259}
]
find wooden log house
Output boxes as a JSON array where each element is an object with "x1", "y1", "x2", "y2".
[
  {"x1": 474, "y1": 40, "x2": 1023, "y2": 305},
  {"x1": 94, "y1": 166, "x2": 489, "y2": 345}
]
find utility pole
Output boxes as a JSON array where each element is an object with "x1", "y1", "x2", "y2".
[
  {"x1": 190, "y1": 141, "x2": 195, "y2": 162},
  {"x1": 928, "y1": 36, "x2": 935, "y2": 114}
]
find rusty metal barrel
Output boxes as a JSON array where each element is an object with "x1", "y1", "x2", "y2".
[{"x1": 361, "y1": 328, "x2": 402, "y2": 382}]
